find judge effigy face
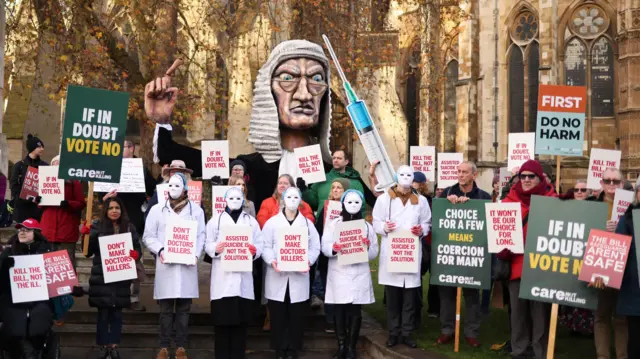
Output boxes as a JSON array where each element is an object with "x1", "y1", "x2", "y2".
[{"x1": 271, "y1": 58, "x2": 328, "y2": 130}]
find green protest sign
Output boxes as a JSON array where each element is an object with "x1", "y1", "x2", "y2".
[
  {"x1": 58, "y1": 85, "x2": 129, "y2": 183},
  {"x1": 430, "y1": 199, "x2": 491, "y2": 290},
  {"x1": 520, "y1": 196, "x2": 608, "y2": 309}
]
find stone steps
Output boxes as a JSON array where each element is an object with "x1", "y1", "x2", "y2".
[{"x1": 58, "y1": 347, "x2": 345, "y2": 359}]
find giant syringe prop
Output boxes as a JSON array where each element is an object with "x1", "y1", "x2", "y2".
[{"x1": 322, "y1": 35, "x2": 396, "y2": 192}]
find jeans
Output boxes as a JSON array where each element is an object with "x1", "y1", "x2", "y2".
[
  {"x1": 159, "y1": 298, "x2": 192, "y2": 348},
  {"x1": 96, "y1": 308, "x2": 123, "y2": 345}
]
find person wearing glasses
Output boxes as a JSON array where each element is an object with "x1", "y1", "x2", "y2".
[
  {"x1": 586, "y1": 168, "x2": 628, "y2": 359},
  {"x1": 498, "y1": 160, "x2": 556, "y2": 359},
  {"x1": 572, "y1": 179, "x2": 591, "y2": 200}
]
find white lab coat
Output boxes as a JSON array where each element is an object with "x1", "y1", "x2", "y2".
[
  {"x1": 205, "y1": 211, "x2": 264, "y2": 301},
  {"x1": 262, "y1": 211, "x2": 321, "y2": 304},
  {"x1": 372, "y1": 190, "x2": 431, "y2": 289},
  {"x1": 322, "y1": 218, "x2": 378, "y2": 305},
  {"x1": 143, "y1": 200, "x2": 206, "y2": 299}
]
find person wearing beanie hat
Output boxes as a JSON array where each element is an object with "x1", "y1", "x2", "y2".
[
  {"x1": 9, "y1": 134, "x2": 48, "y2": 223},
  {"x1": 436, "y1": 161, "x2": 491, "y2": 348},
  {"x1": 500, "y1": 159, "x2": 556, "y2": 359}
]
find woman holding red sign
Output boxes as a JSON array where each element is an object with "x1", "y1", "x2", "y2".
[
  {"x1": 322, "y1": 189, "x2": 378, "y2": 359},
  {"x1": 85, "y1": 196, "x2": 142, "y2": 359}
]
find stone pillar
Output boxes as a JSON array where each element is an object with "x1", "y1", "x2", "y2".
[{"x1": 0, "y1": 2, "x2": 7, "y2": 177}]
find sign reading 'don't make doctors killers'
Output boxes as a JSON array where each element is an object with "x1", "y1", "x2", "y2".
[
  {"x1": 520, "y1": 196, "x2": 607, "y2": 309},
  {"x1": 59, "y1": 85, "x2": 129, "y2": 182},
  {"x1": 535, "y1": 84, "x2": 587, "y2": 156}
]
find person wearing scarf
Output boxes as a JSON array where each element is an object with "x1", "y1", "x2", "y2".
[
  {"x1": 205, "y1": 187, "x2": 263, "y2": 359},
  {"x1": 143, "y1": 173, "x2": 206, "y2": 359},
  {"x1": 499, "y1": 160, "x2": 556, "y2": 359},
  {"x1": 321, "y1": 190, "x2": 378, "y2": 359}
]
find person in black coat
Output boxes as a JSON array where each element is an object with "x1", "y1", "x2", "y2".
[
  {"x1": 0, "y1": 219, "x2": 54, "y2": 359},
  {"x1": 85, "y1": 196, "x2": 142, "y2": 359},
  {"x1": 9, "y1": 135, "x2": 48, "y2": 223}
]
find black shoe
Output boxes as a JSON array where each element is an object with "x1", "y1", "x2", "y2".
[
  {"x1": 97, "y1": 347, "x2": 109, "y2": 359},
  {"x1": 109, "y1": 347, "x2": 121, "y2": 359},
  {"x1": 285, "y1": 350, "x2": 298, "y2": 359},
  {"x1": 345, "y1": 316, "x2": 361, "y2": 359},
  {"x1": 401, "y1": 336, "x2": 417, "y2": 348},
  {"x1": 386, "y1": 335, "x2": 398, "y2": 347}
]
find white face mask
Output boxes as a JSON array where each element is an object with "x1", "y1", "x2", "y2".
[
  {"x1": 283, "y1": 188, "x2": 301, "y2": 211},
  {"x1": 225, "y1": 188, "x2": 244, "y2": 211},
  {"x1": 397, "y1": 166, "x2": 414, "y2": 188},
  {"x1": 168, "y1": 175, "x2": 185, "y2": 199},
  {"x1": 343, "y1": 192, "x2": 362, "y2": 215}
]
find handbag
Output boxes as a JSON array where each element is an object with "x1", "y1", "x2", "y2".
[
  {"x1": 52, "y1": 295, "x2": 74, "y2": 320},
  {"x1": 493, "y1": 213, "x2": 528, "y2": 281}
]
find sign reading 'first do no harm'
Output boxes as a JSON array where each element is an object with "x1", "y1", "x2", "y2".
[{"x1": 59, "y1": 85, "x2": 129, "y2": 183}]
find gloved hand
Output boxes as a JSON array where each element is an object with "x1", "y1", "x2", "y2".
[
  {"x1": 7, "y1": 201, "x2": 14, "y2": 214},
  {"x1": 361, "y1": 236, "x2": 371, "y2": 248},
  {"x1": 215, "y1": 241, "x2": 226, "y2": 254},
  {"x1": 34, "y1": 196, "x2": 42, "y2": 204},
  {"x1": 332, "y1": 242, "x2": 342, "y2": 254},
  {"x1": 296, "y1": 178, "x2": 307, "y2": 192},
  {"x1": 411, "y1": 225, "x2": 423, "y2": 237},
  {"x1": 6, "y1": 257, "x2": 15, "y2": 268},
  {"x1": 248, "y1": 244, "x2": 256, "y2": 256},
  {"x1": 71, "y1": 286, "x2": 85, "y2": 297},
  {"x1": 497, "y1": 248, "x2": 513, "y2": 261},
  {"x1": 60, "y1": 200, "x2": 69, "y2": 209},
  {"x1": 130, "y1": 250, "x2": 140, "y2": 261},
  {"x1": 80, "y1": 222, "x2": 92, "y2": 235},
  {"x1": 211, "y1": 176, "x2": 222, "y2": 186}
]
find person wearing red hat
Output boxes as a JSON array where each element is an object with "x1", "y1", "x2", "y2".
[{"x1": 499, "y1": 160, "x2": 556, "y2": 359}]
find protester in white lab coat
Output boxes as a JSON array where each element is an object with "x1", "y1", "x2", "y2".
[
  {"x1": 205, "y1": 187, "x2": 263, "y2": 359},
  {"x1": 322, "y1": 189, "x2": 378, "y2": 359},
  {"x1": 262, "y1": 187, "x2": 321, "y2": 359},
  {"x1": 372, "y1": 165, "x2": 431, "y2": 349},
  {"x1": 143, "y1": 173, "x2": 206, "y2": 359}
]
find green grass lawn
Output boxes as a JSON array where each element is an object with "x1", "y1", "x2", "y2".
[{"x1": 365, "y1": 260, "x2": 598, "y2": 359}]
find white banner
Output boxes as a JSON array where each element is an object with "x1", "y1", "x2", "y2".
[
  {"x1": 201, "y1": 140, "x2": 230, "y2": 180},
  {"x1": 386, "y1": 230, "x2": 419, "y2": 273},
  {"x1": 38, "y1": 166, "x2": 64, "y2": 206},
  {"x1": 335, "y1": 219, "x2": 369, "y2": 266},
  {"x1": 276, "y1": 227, "x2": 309, "y2": 272},
  {"x1": 612, "y1": 188, "x2": 634, "y2": 221},
  {"x1": 507, "y1": 133, "x2": 535, "y2": 171},
  {"x1": 10, "y1": 255, "x2": 48, "y2": 304},
  {"x1": 410, "y1": 146, "x2": 436, "y2": 182},
  {"x1": 587, "y1": 148, "x2": 621, "y2": 189},
  {"x1": 99, "y1": 233, "x2": 137, "y2": 283},
  {"x1": 485, "y1": 202, "x2": 524, "y2": 253},
  {"x1": 93, "y1": 158, "x2": 146, "y2": 193},
  {"x1": 437, "y1": 153, "x2": 463, "y2": 189},
  {"x1": 294, "y1": 144, "x2": 326, "y2": 184},
  {"x1": 164, "y1": 216, "x2": 198, "y2": 265},
  {"x1": 220, "y1": 225, "x2": 253, "y2": 272}
]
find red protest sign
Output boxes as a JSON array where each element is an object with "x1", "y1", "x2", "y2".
[
  {"x1": 188, "y1": 181, "x2": 202, "y2": 206},
  {"x1": 44, "y1": 250, "x2": 79, "y2": 297},
  {"x1": 579, "y1": 229, "x2": 632, "y2": 289},
  {"x1": 19, "y1": 166, "x2": 39, "y2": 200}
]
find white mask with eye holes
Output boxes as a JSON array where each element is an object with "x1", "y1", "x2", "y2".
[
  {"x1": 168, "y1": 175, "x2": 185, "y2": 199},
  {"x1": 283, "y1": 187, "x2": 302, "y2": 211},
  {"x1": 343, "y1": 192, "x2": 362, "y2": 215},
  {"x1": 225, "y1": 187, "x2": 244, "y2": 211},
  {"x1": 396, "y1": 165, "x2": 414, "y2": 188}
]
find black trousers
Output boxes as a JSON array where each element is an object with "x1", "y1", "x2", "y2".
[
  {"x1": 215, "y1": 324, "x2": 247, "y2": 359},
  {"x1": 385, "y1": 286, "x2": 418, "y2": 337},
  {"x1": 4, "y1": 335, "x2": 46, "y2": 359},
  {"x1": 628, "y1": 315, "x2": 640, "y2": 358},
  {"x1": 267, "y1": 286, "x2": 308, "y2": 352}
]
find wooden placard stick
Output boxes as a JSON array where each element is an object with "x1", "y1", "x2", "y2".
[
  {"x1": 454, "y1": 287, "x2": 462, "y2": 352},
  {"x1": 546, "y1": 303, "x2": 559, "y2": 359},
  {"x1": 83, "y1": 182, "x2": 94, "y2": 256}
]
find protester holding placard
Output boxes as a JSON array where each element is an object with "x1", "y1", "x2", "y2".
[
  {"x1": 0, "y1": 219, "x2": 55, "y2": 358},
  {"x1": 143, "y1": 173, "x2": 206, "y2": 359},
  {"x1": 262, "y1": 187, "x2": 321, "y2": 359},
  {"x1": 372, "y1": 165, "x2": 431, "y2": 349},
  {"x1": 85, "y1": 196, "x2": 142, "y2": 359},
  {"x1": 9, "y1": 134, "x2": 48, "y2": 222},
  {"x1": 229, "y1": 159, "x2": 256, "y2": 202},
  {"x1": 499, "y1": 160, "x2": 556, "y2": 359},
  {"x1": 228, "y1": 174, "x2": 256, "y2": 217},
  {"x1": 204, "y1": 187, "x2": 263, "y2": 359},
  {"x1": 573, "y1": 179, "x2": 591, "y2": 201},
  {"x1": 322, "y1": 189, "x2": 378, "y2": 359},
  {"x1": 256, "y1": 174, "x2": 315, "y2": 228},
  {"x1": 144, "y1": 160, "x2": 194, "y2": 222},
  {"x1": 614, "y1": 187, "x2": 640, "y2": 357}
]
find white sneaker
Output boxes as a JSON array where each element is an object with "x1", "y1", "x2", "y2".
[{"x1": 310, "y1": 295, "x2": 323, "y2": 309}]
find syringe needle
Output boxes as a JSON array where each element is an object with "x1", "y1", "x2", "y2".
[{"x1": 322, "y1": 34, "x2": 349, "y2": 85}]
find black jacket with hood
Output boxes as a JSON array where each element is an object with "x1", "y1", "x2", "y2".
[{"x1": 10, "y1": 155, "x2": 48, "y2": 223}]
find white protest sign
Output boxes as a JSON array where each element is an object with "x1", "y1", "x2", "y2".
[
  {"x1": 164, "y1": 217, "x2": 198, "y2": 265},
  {"x1": 499, "y1": 167, "x2": 512, "y2": 200},
  {"x1": 612, "y1": 188, "x2": 634, "y2": 221},
  {"x1": 201, "y1": 140, "x2": 230, "y2": 179},
  {"x1": 335, "y1": 219, "x2": 368, "y2": 266},
  {"x1": 157, "y1": 183, "x2": 169, "y2": 201},
  {"x1": 386, "y1": 229, "x2": 420, "y2": 273},
  {"x1": 38, "y1": 166, "x2": 64, "y2": 206},
  {"x1": 485, "y1": 202, "x2": 524, "y2": 253},
  {"x1": 220, "y1": 225, "x2": 253, "y2": 272},
  {"x1": 437, "y1": 153, "x2": 463, "y2": 189},
  {"x1": 587, "y1": 149, "x2": 621, "y2": 189},
  {"x1": 324, "y1": 200, "x2": 343, "y2": 224},
  {"x1": 410, "y1": 146, "x2": 436, "y2": 182},
  {"x1": 276, "y1": 227, "x2": 309, "y2": 272},
  {"x1": 94, "y1": 158, "x2": 146, "y2": 193},
  {"x1": 212, "y1": 186, "x2": 235, "y2": 216},
  {"x1": 508, "y1": 133, "x2": 535, "y2": 170},
  {"x1": 10, "y1": 255, "x2": 48, "y2": 303},
  {"x1": 294, "y1": 144, "x2": 326, "y2": 184},
  {"x1": 99, "y1": 233, "x2": 137, "y2": 283}
]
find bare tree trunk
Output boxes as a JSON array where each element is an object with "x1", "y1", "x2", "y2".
[{"x1": 419, "y1": 0, "x2": 440, "y2": 148}]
